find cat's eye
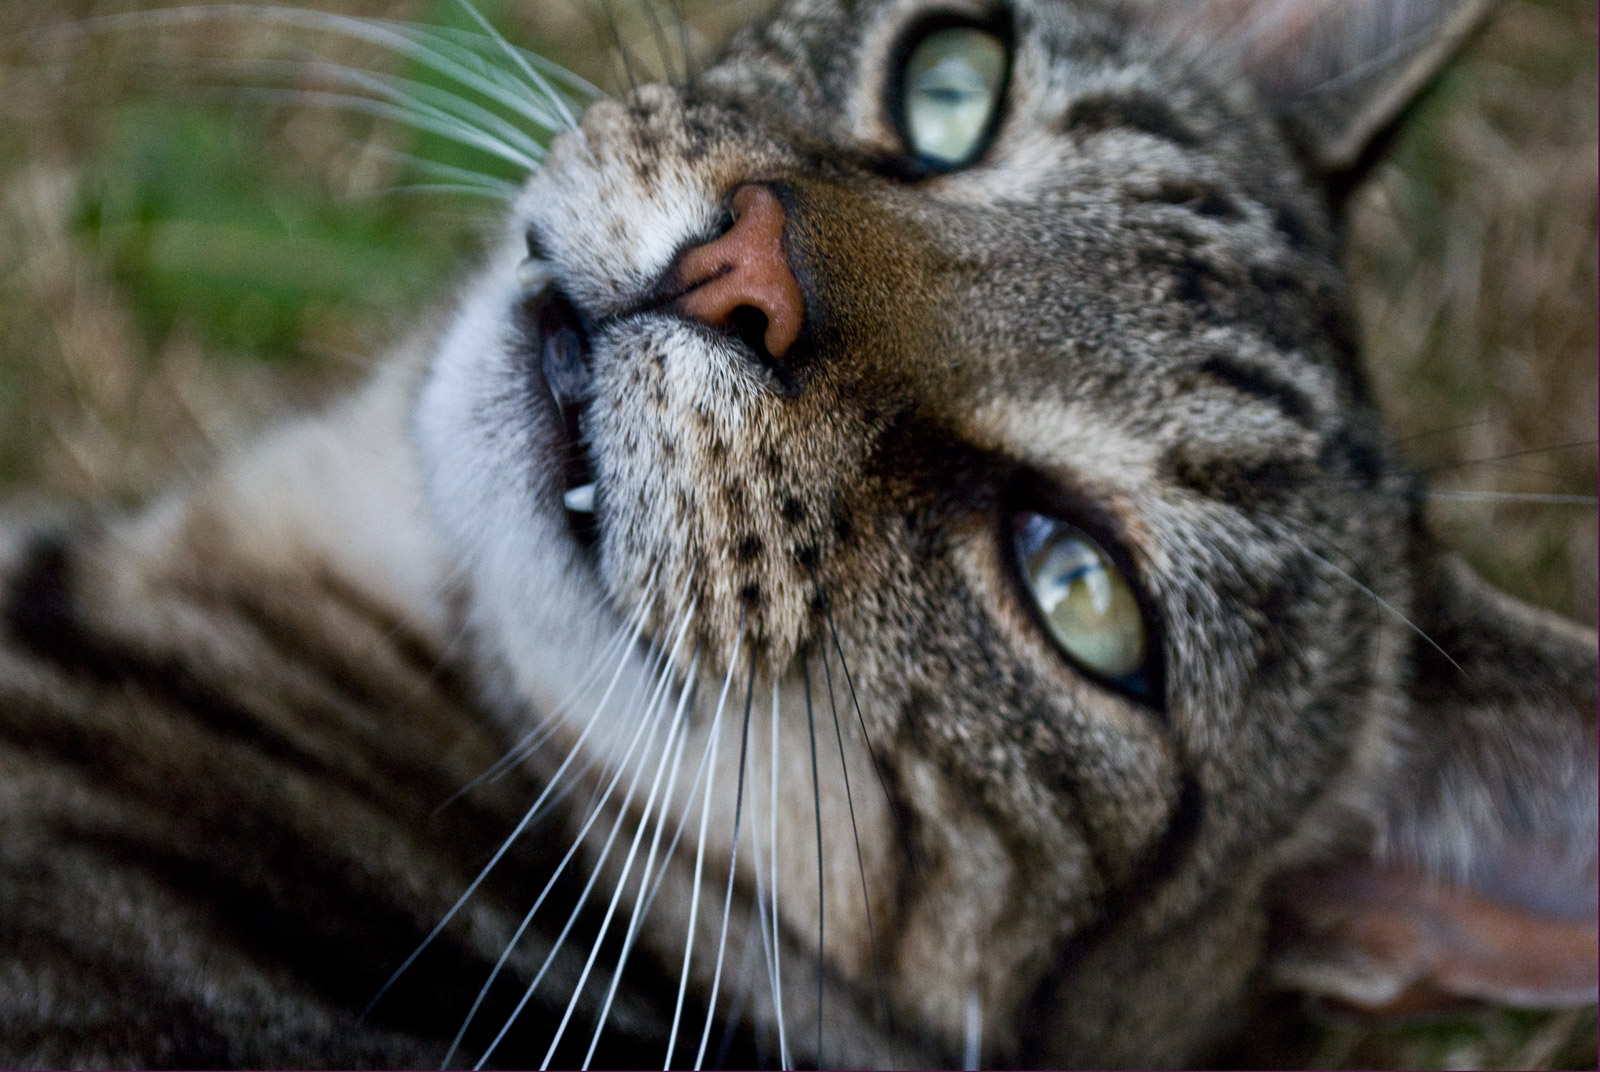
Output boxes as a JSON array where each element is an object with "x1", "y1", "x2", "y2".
[
  {"x1": 1014, "y1": 512, "x2": 1151, "y2": 696},
  {"x1": 897, "y1": 25, "x2": 1008, "y2": 168}
]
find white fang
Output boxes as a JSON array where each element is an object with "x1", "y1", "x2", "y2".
[{"x1": 564, "y1": 483, "x2": 596, "y2": 513}]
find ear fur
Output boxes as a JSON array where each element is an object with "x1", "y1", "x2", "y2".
[
  {"x1": 1270, "y1": 553, "x2": 1598, "y2": 1014},
  {"x1": 1130, "y1": 0, "x2": 1495, "y2": 176}
]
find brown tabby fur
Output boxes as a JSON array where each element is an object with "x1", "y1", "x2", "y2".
[{"x1": 1, "y1": 0, "x2": 1594, "y2": 1067}]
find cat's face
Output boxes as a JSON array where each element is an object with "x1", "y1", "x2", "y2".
[{"x1": 415, "y1": 0, "x2": 1594, "y2": 1064}]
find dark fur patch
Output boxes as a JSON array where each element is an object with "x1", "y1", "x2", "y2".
[
  {"x1": 1194, "y1": 354, "x2": 1314, "y2": 425},
  {"x1": 1139, "y1": 181, "x2": 1244, "y2": 221},
  {"x1": 1062, "y1": 92, "x2": 1200, "y2": 147}
]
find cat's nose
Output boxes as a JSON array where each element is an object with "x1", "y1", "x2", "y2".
[{"x1": 674, "y1": 184, "x2": 804, "y2": 361}]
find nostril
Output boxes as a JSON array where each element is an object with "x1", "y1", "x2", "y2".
[{"x1": 727, "y1": 305, "x2": 772, "y2": 363}]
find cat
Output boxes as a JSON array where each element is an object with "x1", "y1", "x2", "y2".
[{"x1": 0, "y1": 0, "x2": 1594, "y2": 1067}]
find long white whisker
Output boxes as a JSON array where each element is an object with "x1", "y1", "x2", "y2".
[
  {"x1": 1427, "y1": 489, "x2": 1596, "y2": 506},
  {"x1": 800, "y1": 644, "x2": 825, "y2": 1067},
  {"x1": 694, "y1": 645, "x2": 759, "y2": 1069},
  {"x1": 769, "y1": 675, "x2": 790, "y2": 1069},
  {"x1": 370, "y1": 574, "x2": 662, "y2": 1021},
  {"x1": 741, "y1": 684, "x2": 779, "y2": 1068},
  {"x1": 541, "y1": 608, "x2": 701, "y2": 1067},
  {"x1": 474, "y1": 569, "x2": 661, "y2": 790},
  {"x1": 666, "y1": 623, "x2": 746, "y2": 1069},
  {"x1": 584, "y1": 649, "x2": 700, "y2": 1066},
  {"x1": 451, "y1": 0, "x2": 585, "y2": 134},
  {"x1": 416, "y1": 21, "x2": 601, "y2": 100},
  {"x1": 222, "y1": 85, "x2": 542, "y2": 171},
  {"x1": 445, "y1": 576, "x2": 691, "y2": 1065},
  {"x1": 626, "y1": 675, "x2": 727, "y2": 921},
  {"x1": 28, "y1": 7, "x2": 589, "y2": 130},
  {"x1": 1301, "y1": 546, "x2": 1466, "y2": 676},
  {"x1": 473, "y1": 585, "x2": 698, "y2": 1069},
  {"x1": 265, "y1": 56, "x2": 552, "y2": 160}
]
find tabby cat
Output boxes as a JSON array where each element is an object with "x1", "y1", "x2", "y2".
[{"x1": 0, "y1": 0, "x2": 1594, "y2": 1067}]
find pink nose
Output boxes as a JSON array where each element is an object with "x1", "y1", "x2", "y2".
[{"x1": 675, "y1": 184, "x2": 804, "y2": 360}]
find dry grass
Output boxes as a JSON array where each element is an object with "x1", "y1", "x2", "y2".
[
  {"x1": 0, "y1": 0, "x2": 1594, "y2": 1067},
  {"x1": 1349, "y1": 0, "x2": 1598, "y2": 628}
]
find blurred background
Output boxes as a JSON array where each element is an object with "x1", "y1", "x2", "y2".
[{"x1": 0, "y1": 0, "x2": 1594, "y2": 1066}]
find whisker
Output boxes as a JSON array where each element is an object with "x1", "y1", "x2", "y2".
[
  {"x1": 670, "y1": 0, "x2": 696, "y2": 87},
  {"x1": 963, "y1": 987, "x2": 982, "y2": 1071},
  {"x1": 452, "y1": 593, "x2": 647, "y2": 806},
  {"x1": 713, "y1": 900, "x2": 767, "y2": 1068},
  {"x1": 543, "y1": 624, "x2": 701, "y2": 1067},
  {"x1": 450, "y1": 0, "x2": 586, "y2": 132},
  {"x1": 633, "y1": 0, "x2": 685, "y2": 85},
  {"x1": 1427, "y1": 490, "x2": 1596, "y2": 506},
  {"x1": 1300, "y1": 545, "x2": 1466, "y2": 677},
  {"x1": 693, "y1": 641, "x2": 760, "y2": 1069},
  {"x1": 434, "y1": 576, "x2": 682, "y2": 1061},
  {"x1": 799, "y1": 643, "x2": 825, "y2": 1068},
  {"x1": 442, "y1": 675, "x2": 656, "y2": 1067},
  {"x1": 667, "y1": 618, "x2": 747, "y2": 1069},
  {"x1": 35, "y1": 6, "x2": 591, "y2": 130},
  {"x1": 818, "y1": 631, "x2": 889, "y2": 1032},
  {"x1": 485, "y1": 562, "x2": 664, "y2": 784},
  {"x1": 769, "y1": 676, "x2": 791, "y2": 1069},
  {"x1": 472, "y1": 589, "x2": 699, "y2": 1069},
  {"x1": 222, "y1": 85, "x2": 542, "y2": 172},
  {"x1": 366, "y1": 574, "x2": 664, "y2": 1021},
  {"x1": 594, "y1": 0, "x2": 641, "y2": 95},
  {"x1": 818, "y1": 589, "x2": 925, "y2": 880},
  {"x1": 584, "y1": 650, "x2": 702, "y2": 1066},
  {"x1": 1418, "y1": 438, "x2": 1598, "y2": 475},
  {"x1": 272, "y1": 56, "x2": 553, "y2": 158}
]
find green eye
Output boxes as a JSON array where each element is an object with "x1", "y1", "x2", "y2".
[
  {"x1": 899, "y1": 26, "x2": 1008, "y2": 168},
  {"x1": 1014, "y1": 513, "x2": 1150, "y2": 691}
]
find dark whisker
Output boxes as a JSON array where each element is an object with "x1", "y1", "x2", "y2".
[
  {"x1": 634, "y1": 0, "x2": 685, "y2": 86},
  {"x1": 1390, "y1": 416, "x2": 1500, "y2": 446},
  {"x1": 594, "y1": 0, "x2": 641, "y2": 95},
  {"x1": 817, "y1": 620, "x2": 891, "y2": 1033},
  {"x1": 815, "y1": 580, "x2": 927, "y2": 881},
  {"x1": 1429, "y1": 490, "x2": 1596, "y2": 506},
  {"x1": 800, "y1": 643, "x2": 825, "y2": 1069},
  {"x1": 1418, "y1": 438, "x2": 1598, "y2": 476},
  {"x1": 1295, "y1": 542, "x2": 1467, "y2": 678},
  {"x1": 669, "y1": 0, "x2": 695, "y2": 88}
]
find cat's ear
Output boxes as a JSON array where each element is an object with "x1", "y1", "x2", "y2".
[
  {"x1": 1268, "y1": 552, "x2": 1598, "y2": 1014},
  {"x1": 1128, "y1": 0, "x2": 1493, "y2": 176}
]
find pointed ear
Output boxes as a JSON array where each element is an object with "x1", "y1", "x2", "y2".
[
  {"x1": 1269, "y1": 553, "x2": 1598, "y2": 1014},
  {"x1": 1128, "y1": 0, "x2": 1493, "y2": 175}
]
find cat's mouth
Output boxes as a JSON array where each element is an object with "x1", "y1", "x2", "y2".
[{"x1": 519, "y1": 268, "x2": 600, "y2": 552}]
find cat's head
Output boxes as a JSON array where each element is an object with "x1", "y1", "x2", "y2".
[{"x1": 414, "y1": 0, "x2": 1597, "y2": 1063}]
